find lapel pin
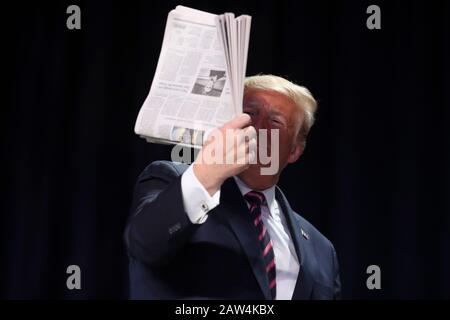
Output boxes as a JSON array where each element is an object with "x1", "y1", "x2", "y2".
[{"x1": 301, "y1": 229, "x2": 309, "y2": 240}]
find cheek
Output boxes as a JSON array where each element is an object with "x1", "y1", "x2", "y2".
[
  {"x1": 279, "y1": 133, "x2": 291, "y2": 158},
  {"x1": 267, "y1": 128, "x2": 291, "y2": 160}
]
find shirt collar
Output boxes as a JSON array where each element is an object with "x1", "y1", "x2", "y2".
[{"x1": 233, "y1": 176, "x2": 276, "y2": 217}]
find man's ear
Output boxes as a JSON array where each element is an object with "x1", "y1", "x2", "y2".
[{"x1": 287, "y1": 141, "x2": 304, "y2": 164}]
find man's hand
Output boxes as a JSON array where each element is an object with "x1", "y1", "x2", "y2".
[{"x1": 193, "y1": 114, "x2": 256, "y2": 196}]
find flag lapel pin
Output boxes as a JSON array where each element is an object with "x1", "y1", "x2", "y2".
[{"x1": 301, "y1": 229, "x2": 309, "y2": 240}]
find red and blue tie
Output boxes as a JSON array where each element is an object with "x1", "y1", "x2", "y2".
[{"x1": 245, "y1": 191, "x2": 276, "y2": 299}]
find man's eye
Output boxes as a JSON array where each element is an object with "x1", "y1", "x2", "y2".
[
  {"x1": 244, "y1": 111, "x2": 255, "y2": 116},
  {"x1": 271, "y1": 118, "x2": 282, "y2": 124}
]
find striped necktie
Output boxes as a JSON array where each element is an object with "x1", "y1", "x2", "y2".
[{"x1": 244, "y1": 191, "x2": 276, "y2": 299}]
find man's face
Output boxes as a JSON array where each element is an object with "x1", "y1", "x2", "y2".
[
  {"x1": 204, "y1": 76, "x2": 217, "y2": 93},
  {"x1": 238, "y1": 88, "x2": 305, "y2": 190},
  {"x1": 204, "y1": 81, "x2": 213, "y2": 92}
]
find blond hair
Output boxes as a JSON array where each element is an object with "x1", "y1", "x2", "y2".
[{"x1": 244, "y1": 74, "x2": 317, "y2": 146}]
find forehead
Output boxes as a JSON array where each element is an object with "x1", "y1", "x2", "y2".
[{"x1": 243, "y1": 88, "x2": 299, "y2": 117}]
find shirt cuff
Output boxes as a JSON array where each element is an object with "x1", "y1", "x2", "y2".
[{"x1": 181, "y1": 164, "x2": 221, "y2": 224}]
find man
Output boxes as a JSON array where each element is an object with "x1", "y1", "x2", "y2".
[
  {"x1": 124, "y1": 75, "x2": 342, "y2": 299},
  {"x1": 202, "y1": 73, "x2": 226, "y2": 96},
  {"x1": 203, "y1": 75, "x2": 217, "y2": 95}
]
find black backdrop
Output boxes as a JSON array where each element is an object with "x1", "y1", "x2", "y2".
[{"x1": 2, "y1": 0, "x2": 450, "y2": 299}]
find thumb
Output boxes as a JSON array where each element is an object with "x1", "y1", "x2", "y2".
[{"x1": 222, "y1": 113, "x2": 252, "y2": 130}]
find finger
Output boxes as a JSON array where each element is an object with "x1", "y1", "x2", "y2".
[
  {"x1": 236, "y1": 125, "x2": 256, "y2": 145},
  {"x1": 243, "y1": 125, "x2": 257, "y2": 140},
  {"x1": 202, "y1": 128, "x2": 216, "y2": 145},
  {"x1": 222, "y1": 113, "x2": 251, "y2": 130},
  {"x1": 237, "y1": 145, "x2": 255, "y2": 165}
]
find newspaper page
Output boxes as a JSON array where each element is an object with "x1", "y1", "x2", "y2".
[{"x1": 134, "y1": 6, "x2": 251, "y2": 148}]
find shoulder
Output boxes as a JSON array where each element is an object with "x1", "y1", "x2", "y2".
[
  {"x1": 138, "y1": 160, "x2": 190, "y2": 181},
  {"x1": 295, "y1": 213, "x2": 335, "y2": 251},
  {"x1": 277, "y1": 186, "x2": 335, "y2": 251}
]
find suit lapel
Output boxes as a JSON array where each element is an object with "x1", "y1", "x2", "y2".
[
  {"x1": 275, "y1": 187, "x2": 316, "y2": 300},
  {"x1": 220, "y1": 178, "x2": 271, "y2": 300}
]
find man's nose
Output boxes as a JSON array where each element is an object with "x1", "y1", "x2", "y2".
[{"x1": 250, "y1": 114, "x2": 268, "y2": 131}]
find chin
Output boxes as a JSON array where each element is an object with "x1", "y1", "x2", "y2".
[{"x1": 238, "y1": 165, "x2": 279, "y2": 190}]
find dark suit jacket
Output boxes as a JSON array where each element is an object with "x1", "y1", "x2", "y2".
[{"x1": 124, "y1": 160, "x2": 341, "y2": 299}]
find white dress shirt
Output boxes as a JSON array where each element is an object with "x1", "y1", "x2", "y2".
[{"x1": 180, "y1": 164, "x2": 300, "y2": 300}]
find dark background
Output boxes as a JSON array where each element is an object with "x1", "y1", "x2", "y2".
[{"x1": 2, "y1": 0, "x2": 450, "y2": 299}]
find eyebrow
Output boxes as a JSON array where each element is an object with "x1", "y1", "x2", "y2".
[
  {"x1": 243, "y1": 101, "x2": 261, "y2": 108},
  {"x1": 269, "y1": 108, "x2": 284, "y2": 117},
  {"x1": 244, "y1": 102, "x2": 286, "y2": 118},
  {"x1": 244, "y1": 101, "x2": 280, "y2": 110}
]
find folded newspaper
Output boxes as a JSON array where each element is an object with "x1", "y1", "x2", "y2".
[{"x1": 134, "y1": 6, "x2": 251, "y2": 148}]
